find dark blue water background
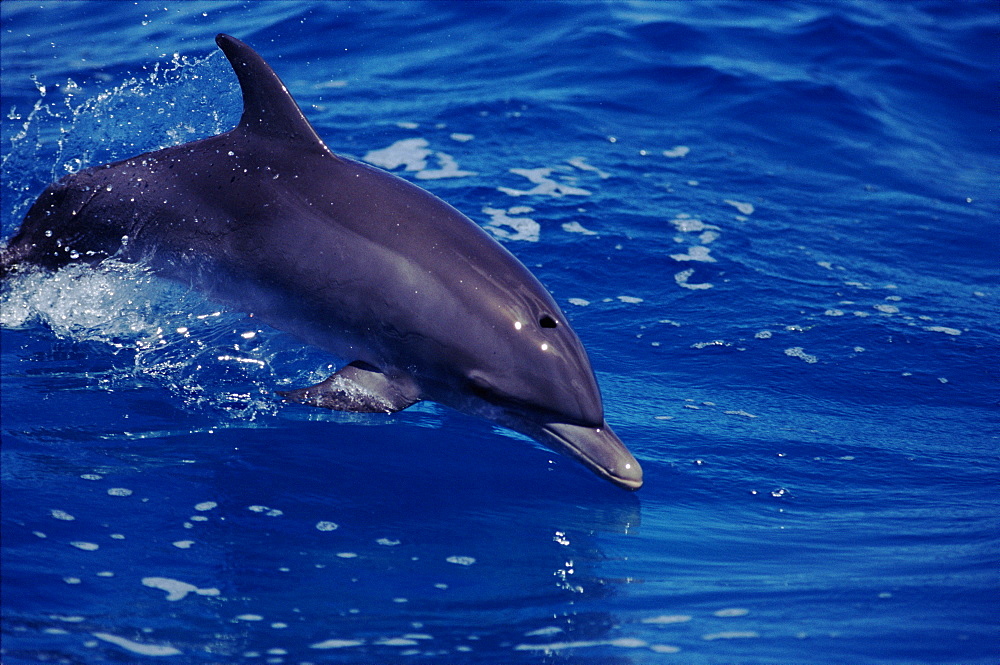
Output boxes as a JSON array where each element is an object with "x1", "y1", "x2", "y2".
[{"x1": 2, "y1": 2, "x2": 998, "y2": 663}]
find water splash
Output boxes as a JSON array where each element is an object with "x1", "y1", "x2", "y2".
[{"x1": 2, "y1": 49, "x2": 239, "y2": 234}]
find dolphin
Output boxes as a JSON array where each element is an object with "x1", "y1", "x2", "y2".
[{"x1": 0, "y1": 34, "x2": 643, "y2": 489}]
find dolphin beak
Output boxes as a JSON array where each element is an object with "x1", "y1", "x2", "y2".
[{"x1": 540, "y1": 421, "x2": 644, "y2": 490}]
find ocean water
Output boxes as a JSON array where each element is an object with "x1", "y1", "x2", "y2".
[{"x1": 1, "y1": 1, "x2": 997, "y2": 663}]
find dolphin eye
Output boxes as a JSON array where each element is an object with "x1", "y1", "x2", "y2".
[{"x1": 539, "y1": 315, "x2": 558, "y2": 328}]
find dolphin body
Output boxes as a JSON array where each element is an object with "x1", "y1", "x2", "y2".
[{"x1": 0, "y1": 34, "x2": 643, "y2": 490}]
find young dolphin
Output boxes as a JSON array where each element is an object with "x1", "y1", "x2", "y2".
[{"x1": 0, "y1": 34, "x2": 643, "y2": 490}]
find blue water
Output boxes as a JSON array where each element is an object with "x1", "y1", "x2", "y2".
[{"x1": 2, "y1": 1, "x2": 998, "y2": 663}]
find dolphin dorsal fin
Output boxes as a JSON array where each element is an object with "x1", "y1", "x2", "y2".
[{"x1": 215, "y1": 34, "x2": 331, "y2": 154}]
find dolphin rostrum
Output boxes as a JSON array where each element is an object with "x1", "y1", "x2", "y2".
[{"x1": 0, "y1": 34, "x2": 643, "y2": 489}]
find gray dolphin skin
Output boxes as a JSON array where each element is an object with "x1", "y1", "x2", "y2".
[{"x1": 1, "y1": 34, "x2": 643, "y2": 490}]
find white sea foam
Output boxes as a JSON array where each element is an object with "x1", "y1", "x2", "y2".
[
  {"x1": 247, "y1": 505, "x2": 283, "y2": 516},
  {"x1": 376, "y1": 637, "x2": 419, "y2": 645},
  {"x1": 498, "y1": 167, "x2": 591, "y2": 197},
  {"x1": 363, "y1": 137, "x2": 431, "y2": 171},
  {"x1": 669, "y1": 216, "x2": 718, "y2": 233},
  {"x1": 641, "y1": 614, "x2": 691, "y2": 624},
  {"x1": 567, "y1": 156, "x2": 610, "y2": 179},
  {"x1": 515, "y1": 637, "x2": 649, "y2": 651},
  {"x1": 562, "y1": 221, "x2": 598, "y2": 235},
  {"x1": 363, "y1": 138, "x2": 475, "y2": 179},
  {"x1": 142, "y1": 576, "x2": 220, "y2": 601},
  {"x1": 526, "y1": 626, "x2": 564, "y2": 636},
  {"x1": 663, "y1": 145, "x2": 690, "y2": 158},
  {"x1": 670, "y1": 246, "x2": 716, "y2": 262},
  {"x1": 924, "y1": 325, "x2": 961, "y2": 335},
  {"x1": 92, "y1": 632, "x2": 182, "y2": 657},
  {"x1": 784, "y1": 347, "x2": 817, "y2": 363},
  {"x1": 311, "y1": 638, "x2": 365, "y2": 649},
  {"x1": 0, "y1": 262, "x2": 164, "y2": 341},
  {"x1": 702, "y1": 631, "x2": 760, "y2": 640},
  {"x1": 482, "y1": 207, "x2": 540, "y2": 242},
  {"x1": 414, "y1": 151, "x2": 476, "y2": 179},
  {"x1": 674, "y1": 268, "x2": 713, "y2": 290},
  {"x1": 723, "y1": 199, "x2": 755, "y2": 215}
]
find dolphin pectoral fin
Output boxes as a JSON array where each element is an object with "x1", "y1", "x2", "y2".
[{"x1": 277, "y1": 361, "x2": 419, "y2": 414}]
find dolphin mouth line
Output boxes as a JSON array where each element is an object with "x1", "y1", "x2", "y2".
[{"x1": 541, "y1": 423, "x2": 644, "y2": 491}]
